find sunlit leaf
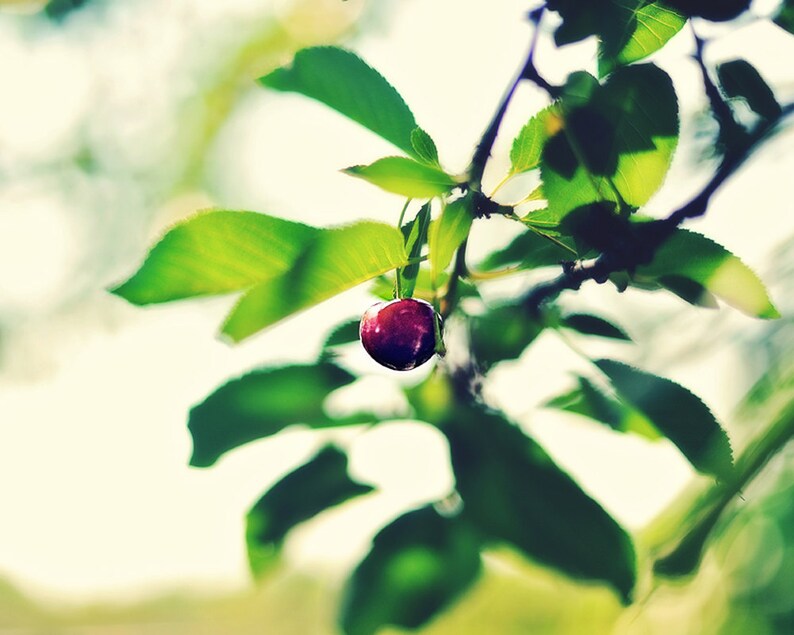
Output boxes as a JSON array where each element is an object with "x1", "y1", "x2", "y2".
[
  {"x1": 111, "y1": 210, "x2": 317, "y2": 304},
  {"x1": 343, "y1": 157, "x2": 457, "y2": 198},
  {"x1": 446, "y1": 403, "x2": 636, "y2": 601},
  {"x1": 411, "y1": 127, "x2": 441, "y2": 166},
  {"x1": 717, "y1": 59, "x2": 782, "y2": 121},
  {"x1": 635, "y1": 229, "x2": 779, "y2": 319},
  {"x1": 222, "y1": 222, "x2": 408, "y2": 341},
  {"x1": 428, "y1": 199, "x2": 472, "y2": 281},
  {"x1": 188, "y1": 362, "x2": 365, "y2": 467},
  {"x1": 247, "y1": 445, "x2": 373, "y2": 577},
  {"x1": 340, "y1": 506, "x2": 481, "y2": 635},
  {"x1": 560, "y1": 313, "x2": 631, "y2": 341},
  {"x1": 541, "y1": 64, "x2": 678, "y2": 219},
  {"x1": 259, "y1": 46, "x2": 419, "y2": 157},
  {"x1": 508, "y1": 106, "x2": 559, "y2": 177},
  {"x1": 596, "y1": 359, "x2": 733, "y2": 479},
  {"x1": 399, "y1": 203, "x2": 431, "y2": 299}
]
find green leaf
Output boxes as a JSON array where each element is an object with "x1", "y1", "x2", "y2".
[
  {"x1": 259, "y1": 46, "x2": 418, "y2": 157},
  {"x1": 410, "y1": 127, "x2": 440, "y2": 166},
  {"x1": 247, "y1": 445, "x2": 373, "y2": 578},
  {"x1": 595, "y1": 359, "x2": 733, "y2": 479},
  {"x1": 111, "y1": 211, "x2": 318, "y2": 304},
  {"x1": 399, "y1": 203, "x2": 431, "y2": 299},
  {"x1": 541, "y1": 64, "x2": 679, "y2": 219},
  {"x1": 774, "y1": 0, "x2": 794, "y2": 34},
  {"x1": 478, "y1": 227, "x2": 574, "y2": 272},
  {"x1": 188, "y1": 362, "x2": 362, "y2": 467},
  {"x1": 445, "y1": 403, "x2": 636, "y2": 601},
  {"x1": 370, "y1": 269, "x2": 480, "y2": 304},
  {"x1": 560, "y1": 313, "x2": 631, "y2": 341},
  {"x1": 321, "y1": 318, "x2": 360, "y2": 350},
  {"x1": 545, "y1": 376, "x2": 661, "y2": 440},
  {"x1": 428, "y1": 199, "x2": 472, "y2": 281},
  {"x1": 343, "y1": 157, "x2": 457, "y2": 199},
  {"x1": 717, "y1": 59, "x2": 782, "y2": 121},
  {"x1": 598, "y1": 3, "x2": 687, "y2": 76},
  {"x1": 340, "y1": 506, "x2": 481, "y2": 635},
  {"x1": 469, "y1": 302, "x2": 545, "y2": 370},
  {"x1": 222, "y1": 221, "x2": 409, "y2": 342},
  {"x1": 508, "y1": 106, "x2": 558, "y2": 176},
  {"x1": 635, "y1": 229, "x2": 779, "y2": 318}
]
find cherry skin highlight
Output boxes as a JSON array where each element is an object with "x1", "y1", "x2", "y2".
[{"x1": 359, "y1": 298, "x2": 439, "y2": 371}]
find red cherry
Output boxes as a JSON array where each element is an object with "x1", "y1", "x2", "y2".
[{"x1": 359, "y1": 298, "x2": 440, "y2": 371}]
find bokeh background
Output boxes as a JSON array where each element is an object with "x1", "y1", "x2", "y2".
[{"x1": 0, "y1": 0, "x2": 792, "y2": 632}]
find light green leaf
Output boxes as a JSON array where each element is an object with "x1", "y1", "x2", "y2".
[
  {"x1": 398, "y1": 203, "x2": 431, "y2": 299},
  {"x1": 428, "y1": 199, "x2": 472, "y2": 281},
  {"x1": 259, "y1": 46, "x2": 418, "y2": 157},
  {"x1": 541, "y1": 64, "x2": 679, "y2": 219},
  {"x1": 410, "y1": 127, "x2": 440, "y2": 166},
  {"x1": 596, "y1": 359, "x2": 734, "y2": 479},
  {"x1": 343, "y1": 157, "x2": 457, "y2": 199},
  {"x1": 508, "y1": 106, "x2": 558, "y2": 176},
  {"x1": 247, "y1": 445, "x2": 373, "y2": 577},
  {"x1": 222, "y1": 221, "x2": 409, "y2": 341},
  {"x1": 636, "y1": 229, "x2": 779, "y2": 319},
  {"x1": 111, "y1": 210, "x2": 317, "y2": 304},
  {"x1": 599, "y1": 2, "x2": 687, "y2": 76},
  {"x1": 188, "y1": 362, "x2": 364, "y2": 467},
  {"x1": 340, "y1": 506, "x2": 481, "y2": 635}
]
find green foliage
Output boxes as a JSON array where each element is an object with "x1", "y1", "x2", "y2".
[
  {"x1": 428, "y1": 199, "x2": 472, "y2": 281},
  {"x1": 508, "y1": 106, "x2": 556, "y2": 177},
  {"x1": 774, "y1": 0, "x2": 794, "y2": 34},
  {"x1": 340, "y1": 506, "x2": 482, "y2": 635},
  {"x1": 717, "y1": 59, "x2": 782, "y2": 122},
  {"x1": 595, "y1": 359, "x2": 733, "y2": 480},
  {"x1": 399, "y1": 203, "x2": 432, "y2": 298},
  {"x1": 188, "y1": 362, "x2": 367, "y2": 467},
  {"x1": 559, "y1": 313, "x2": 631, "y2": 341},
  {"x1": 478, "y1": 227, "x2": 574, "y2": 271},
  {"x1": 259, "y1": 46, "x2": 420, "y2": 158},
  {"x1": 469, "y1": 302, "x2": 544, "y2": 370},
  {"x1": 411, "y1": 127, "x2": 441, "y2": 166},
  {"x1": 343, "y1": 156, "x2": 457, "y2": 198},
  {"x1": 247, "y1": 446, "x2": 372, "y2": 577}
]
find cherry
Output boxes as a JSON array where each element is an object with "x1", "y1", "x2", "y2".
[{"x1": 359, "y1": 298, "x2": 440, "y2": 371}]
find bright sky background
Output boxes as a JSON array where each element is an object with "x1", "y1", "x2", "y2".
[{"x1": 0, "y1": 0, "x2": 791, "y2": 605}]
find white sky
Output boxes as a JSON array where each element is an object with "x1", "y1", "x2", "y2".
[{"x1": 0, "y1": 0, "x2": 791, "y2": 604}]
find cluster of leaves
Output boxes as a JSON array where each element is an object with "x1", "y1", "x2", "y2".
[{"x1": 111, "y1": 2, "x2": 791, "y2": 633}]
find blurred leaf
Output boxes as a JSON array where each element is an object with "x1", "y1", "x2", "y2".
[
  {"x1": 222, "y1": 222, "x2": 408, "y2": 341},
  {"x1": 411, "y1": 127, "x2": 441, "y2": 166},
  {"x1": 405, "y1": 370, "x2": 455, "y2": 424},
  {"x1": 340, "y1": 506, "x2": 481, "y2": 635},
  {"x1": 598, "y1": 3, "x2": 686, "y2": 76},
  {"x1": 545, "y1": 376, "x2": 661, "y2": 439},
  {"x1": 469, "y1": 302, "x2": 545, "y2": 370},
  {"x1": 322, "y1": 318, "x2": 361, "y2": 350},
  {"x1": 247, "y1": 445, "x2": 372, "y2": 577},
  {"x1": 717, "y1": 59, "x2": 782, "y2": 121},
  {"x1": 478, "y1": 227, "x2": 574, "y2": 272},
  {"x1": 428, "y1": 199, "x2": 472, "y2": 281},
  {"x1": 446, "y1": 403, "x2": 636, "y2": 601},
  {"x1": 635, "y1": 229, "x2": 780, "y2": 318},
  {"x1": 595, "y1": 359, "x2": 734, "y2": 479},
  {"x1": 560, "y1": 313, "x2": 631, "y2": 341},
  {"x1": 188, "y1": 362, "x2": 365, "y2": 467},
  {"x1": 45, "y1": 0, "x2": 89, "y2": 20},
  {"x1": 663, "y1": 0, "x2": 750, "y2": 22},
  {"x1": 111, "y1": 211, "x2": 317, "y2": 305},
  {"x1": 774, "y1": 0, "x2": 794, "y2": 34},
  {"x1": 259, "y1": 47, "x2": 419, "y2": 157},
  {"x1": 343, "y1": 157, "x2": 456, "y2": 198},
  {"x1": 399, "y1": 203, "x2": 431, "y2": 299},
  {"x1": 541, "y1": 64, "x2": 678, "y2": 218},
  {"x1": 658, "y1": 275, "x2": 720, "y2": 309}
]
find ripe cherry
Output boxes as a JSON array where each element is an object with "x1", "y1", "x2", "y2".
[{"x1": 359, "y1": 298, "x2": 440, "y2": 371}]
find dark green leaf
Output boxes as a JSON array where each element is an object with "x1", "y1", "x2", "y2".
[
  {"x1": 658, "y1": 275, "x2": 720, "y2": 309},
  {"x1": 541, "y1": 64, "x2": 679, "y2": 219},
  {"x1": 188, "y1": 362, "x2": 361, "y2": 467},
  {"x1": 340, "y1": 506, "x2": 481, "y2": 635},
  {"x1": 717, "y1": 59, "x2": 782, "y2": 121},
  {"x1": 259, "y1": 47, "x2": 418, "y2": 157},
  {"x1": 222, "y1": 221, "x2": 408, "y2": 341},
  {"x1": 469, "y1": 302, "x2": 545, "y2": 370},
  {"x1": 774, "y1": 0, "x2": 794, "y2": 34},
  {"x1": 428, "y1": 199, "x2": 472, "y2": 281},
  {"x1": 445, "y1": 403, "x2": 636, "y2": 601},
  {"x1": 545, "y1": 376, "x2": 661, "y2": 439},
  {"x1": 111, "y1": 211, "x2": 318, "y2": 305},
  {"x1": 478, "y1": 228, "x2": 573, "y2": 272},
  {"x1": 399, "y1": 203, "x2": 431, "y2": 299},
  {"x1": 322, "y1": 319, "x2": 361, "y2": 350},
  {"x1": 343, "y1": 157, "x2": 457, "y2": 198},
  {"x1": 595, "y1": 359, "x2": 733, "y2": 479},
  {"x1": 663, "y1": 0, "x2": 750, "y2": 22},
  {"x1": 560, "y1": 313, "x2": 631, "y2": 341},
  {"x1": 410, "y1": 128, "x2": 440, "y2": 166},
  {"x1": 635, "y1": 228, "x2": 779, "y2": 318},
  {"x1": 247, "y1": 445, "x2": 373, "y2": 577},
  {"x1": 45, "y1": 0, "x2": 90, "y2": 20}
]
